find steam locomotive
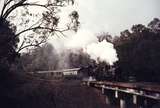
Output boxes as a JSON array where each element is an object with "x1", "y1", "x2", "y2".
[{"x1": 79, "y1": 64, "x2": 116, "y2": 81}]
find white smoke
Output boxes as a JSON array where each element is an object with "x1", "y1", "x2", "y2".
[
  {"x1": 48, "y1": 4, "x2": 118, "y2": 67},
  {"x1": 49, "y1": 29, "x2": 118, "y2": 67},
  {"x1": 65, "y1": 29, "x2": 118, "y2": 65},
  {"x1": 84, "y1": 40, "x2": 118, "y2": 65},
  {"x1": 67, "y1": 29, "x2": 97, "y2": 49}
]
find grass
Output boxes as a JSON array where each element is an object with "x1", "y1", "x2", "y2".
[{"x1": 0, "y1": 73, "x2": 112, "y2": 108}]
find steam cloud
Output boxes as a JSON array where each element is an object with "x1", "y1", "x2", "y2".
[
  {"x1": 84, "y1": 40, "x2": 118, "y2": 65},
  {"x1": 66, "y1": 29, "x2": 118, "y2": 65},
  {"x1": 49, "y1": 5, "x2": 118, "y2": 67}
]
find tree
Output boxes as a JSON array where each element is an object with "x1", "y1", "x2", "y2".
[
  {"x1": 0, "y1": 0, "x2": 79, "y2": 77},
  {"x1": 18, "y1": 43, "x2": 59, "y2": 72},
  {"x1": 114, "y1": 18, "x2": 160, "y2": 82},
  {"x1": 148, "y1": 18, "x2": 160, "y2": 32},
  {"x1": 0, "y1": 0, "x2": 79, "y2": 52},
  {"x1": 97, "y1": 32, "x2": 112, "y2": 43},
  {"x1": 0, "y1": 18, "x2": 19, "y2": 76},
  {"x1": 69, "y1": 50, "x2": 91, "y2": 68}
]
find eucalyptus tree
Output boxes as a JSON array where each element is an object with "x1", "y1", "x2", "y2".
[
  {"x1": 0, "y1": 0, "x2": 79, "y2": 52},
  {"x1": 0, "y1": 0, "x2": 79, "y2": 74},
  {"x1": 114, "y1": 18, "x2": 160, "y2": 82}
]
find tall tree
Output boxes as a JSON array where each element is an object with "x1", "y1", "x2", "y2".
[
  {"x1": 19, "y1": 43, "x2": 59, "y2": 72},
  {"x1": 114, "y1": 18, "x2": 160, "y2": 82},
  {"x1": 0, "y1": 0, "x2": 79, "y2": 52},
  {"x1": 0, "y1": 0, "x2": 79, "y2": 75},
  {"x1": 0, "y1": 18, "x2": 19, "y2": 76}
]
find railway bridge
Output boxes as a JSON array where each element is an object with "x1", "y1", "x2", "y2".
[
  {"x1": 83, "y1": 81, "x2": 160, "y2": 108},
  {"x1": 28, "y1": 68, "x2": 160, "y2": 108}
]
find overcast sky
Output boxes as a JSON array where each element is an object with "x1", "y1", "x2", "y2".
[
  {"x1": 73, "y1": 0, "x2": 160, "y2": 35},
  {"x1": 0, "y1": 0, "x2": 160, "y2": 36}
]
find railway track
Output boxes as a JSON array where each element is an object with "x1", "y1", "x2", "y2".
[{"x1": 83, "y1": 81, "x2": 160, "y2": 108}]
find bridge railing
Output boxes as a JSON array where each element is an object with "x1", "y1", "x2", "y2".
[{"x1": 82, "y1": 81, "x2": 160, "y2": 108}]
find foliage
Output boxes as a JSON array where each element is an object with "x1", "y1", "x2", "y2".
[
  {"x1": 0, "y1": 0, "x2": 79, "y2": 52},
  {"x1": 19, "y1": 43, "x2": 59, "y2": 72},
  {"x1": 97, "y1": 32, "x2": 112, "y2": 43},
  {"x1": 0, "y1": 0, "x2": 79, "y2": 75},
  {"x1": 114, "y1": 18, "x2": 160, "y2": 82},
  {"x1": 69, "y1": 50, "x2": 92, "y2": 68},
  {"x1": 0, "y1": 18, "x2": 19, "y2": 75}
]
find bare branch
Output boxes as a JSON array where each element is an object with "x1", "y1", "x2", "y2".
[
  {"x1": 18, "y1": 38, "x2": 26, "y2": 52},
  {"x1": 2, "y1": 1, "x2": 64, "y2": 19},
  {"x1": 22, "y1": 3, "x2": 64, "y2": 8},
  {"x1": 1, "y1": 0, "x2": 14, "y2": 17},
  {"x1": 2, "y1": 0, "x2": 27, "y2": 18},
  {"x1": 15, "y1": 26, "x2": 69, "y2": 37},
  {"x1": 17, "y1": 38, "x2": 46, "y2": 53},
  {"x1": 15, "y1": 25, "x2": 69, "y2": 52}
]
